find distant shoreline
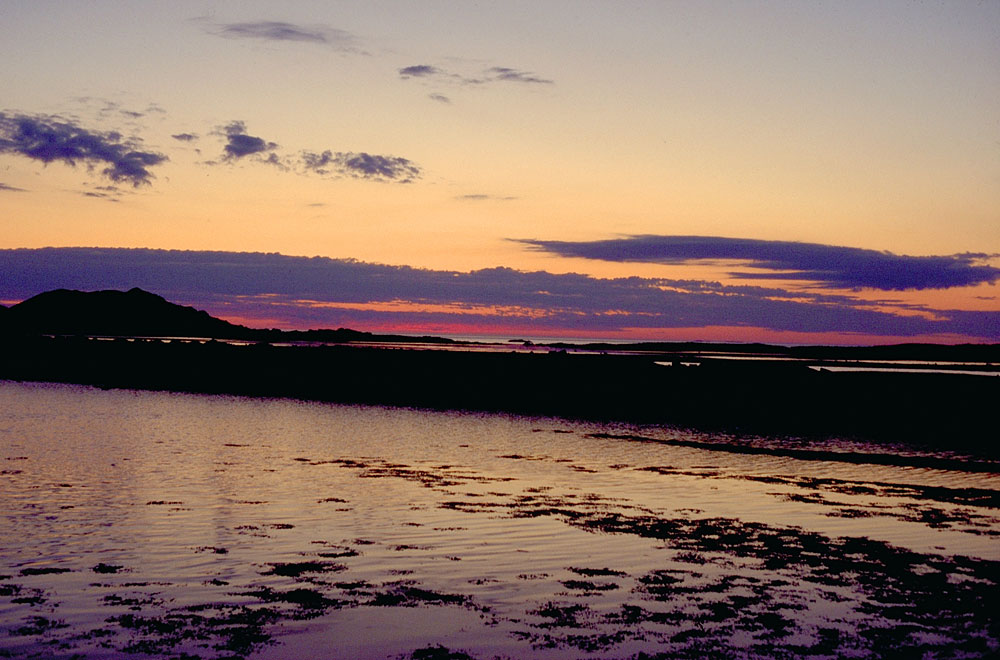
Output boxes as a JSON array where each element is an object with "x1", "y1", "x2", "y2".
[{"x1": 2, "y1": 335, "x2": 997, "y2": 452}]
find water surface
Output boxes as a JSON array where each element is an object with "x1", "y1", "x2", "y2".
[{"x1": 1, "y1": 381, "x2": 998, "y2": 659}]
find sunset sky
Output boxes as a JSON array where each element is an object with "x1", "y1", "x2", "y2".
[{"x1": 2, "y1": 1, "x2": 998, "y2": 343}]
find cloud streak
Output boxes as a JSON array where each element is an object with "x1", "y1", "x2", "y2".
[
  {"x1": 397, "y1": 64, "x2": 554, "y2": 86},
  {"x1": 0, "y1": 248, "x2": 995, "y2": 341},
  {"x1": 208, "y1": 20, "x2": 364, "y2": 52},
  {"x1": 517, "y1": 235, "x2": 1000, "y2": 291},
  {"x1": 455, "y1": 194, "x2": 517, "y2": 202},
  {"x1": 485, "y1": 67, "x2": 554, "y2": 84},
  {"x1": 0, "y1": 112, "x2": 167, "y2": 187},
  {"x1": 217, "y1": 21, "x2": 328, "y2": 43}
]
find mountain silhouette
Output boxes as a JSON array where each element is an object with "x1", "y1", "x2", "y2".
[{"x1": 2, "y1": 287, "x2": 253, "y2": 338}]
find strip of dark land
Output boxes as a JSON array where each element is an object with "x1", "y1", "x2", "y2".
[
  {"x1": 2, "y1": 288, "x2": 997, "y2": 451},
  {"x1": 1, "y1": 335, "x2": 997, "y2": 453}
]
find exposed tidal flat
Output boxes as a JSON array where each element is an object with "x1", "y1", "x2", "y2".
[{"x1": 2, "y1": 381, "x2": 999, "y2": 659}]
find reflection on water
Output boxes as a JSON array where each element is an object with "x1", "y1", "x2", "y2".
[{"x1": 1, "y1": 381, "x2": 998, "y2": 659}]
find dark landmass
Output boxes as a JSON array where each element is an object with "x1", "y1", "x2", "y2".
[
  {"x1": 4, "y1": 287, "x2": 246, "y2": 338},
  {"x1": 0, "y1": 288, "x2": 459, "y2": 345},
  {"x1": 2, "y1": 335, "x2": 997, "y2": 450},
  {"x1": 1, "y1": 288, "x2": 998, "y2": 449},
  {"x1": 547, "y1": 339, "x2": 1000, "y2": 364}
]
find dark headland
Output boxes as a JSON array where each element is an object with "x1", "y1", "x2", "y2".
[{"x1": 1, "y1": 288, "x2": 997, "y2": 450}]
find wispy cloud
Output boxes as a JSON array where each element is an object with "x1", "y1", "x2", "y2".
[
  {"x1": 80, "y1": 190, "x2": 120, "y2": 202},
  {"x1": 455, "y1": 194, "x2": 517, "y2": 202},
  {"x1": 218, "y1": 21, "x2": 328, "y2": 43},
  {"x1": 517, "y1": 235, "x2": 1000, "y2": 291},
  {"x1": 397, "y1": 64, "x2": 554, "y2": 87},
  {"x1": 485, "y1": 66, "x2": 553, "y2": 84},
  {"x1": 1, "y1": 248, "x2": 996, "y2": 341},
  {"x1": 428, "y1": 94, "x2": 451, "y2": 104},
  {"x1": 206, "y1": 20, "x2": 365, "y2": 53},
  {"x1": 79, "y1": 184, "x2": 124, "y2": 202},
  {"x1": 84, "y1": 99, "x2": 164, "y2": 122},
  {"x1": 171, "y1": 133, "x2": 198, "y2": 142},
  {"x1": 0, "y1": 182, "x2": 27, "y2": 192},
  {"x1": 0, "y1": 111, "x2": 167, "y2": 187}
]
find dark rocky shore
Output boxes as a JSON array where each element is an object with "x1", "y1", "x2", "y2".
[{"x1": 1, "y1": 334, "x2": 996, "y2": 450}]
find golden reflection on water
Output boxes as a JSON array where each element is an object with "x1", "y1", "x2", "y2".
[{"x1": 1, "y1": 381, "x2": 998, "y2": 659}]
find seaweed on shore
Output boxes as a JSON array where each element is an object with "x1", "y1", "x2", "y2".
[
  {"x1": 432, "y1": 483, "x2": 1000, "y2": 657},
  {"x1": 260, "y1": 561, "x2": 346, "y2": 578}
]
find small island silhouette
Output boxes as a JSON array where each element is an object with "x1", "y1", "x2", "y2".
[{"x1": 1, "y1": 288, "x2": 997, "y2": 449}]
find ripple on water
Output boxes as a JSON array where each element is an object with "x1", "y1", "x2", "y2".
[{"x1": 1, "y1": 380, "x2": 998, "y2": 659}]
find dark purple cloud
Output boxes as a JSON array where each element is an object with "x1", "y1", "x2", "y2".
[
  {"x1": 332, "y1": 152, "x2": 420, "y2": 182},
  {"x1": 206, "y1": 123, "x2": 419, "y2": 181},
  {"x1": 171, "y1": 133, "x2": 198, "y2": 142},
  {"x1": 0, "y1": 182, "x2": 27, "y2": 192},
  {"x1": 216, "y1": 121, "x2": 278, "y2": 161},
  {"x1": 0, "y1": 112, "x2": 167, "y2": 187},
  {"x1": 399, "y1": 65, "x2": 440, "y2": 78},
  {"x1": 517, "y1": 235, "x2": 1000, "y2": 291},
  {"x1": 0, "y1": 248, "x2": 995, "y2": 340},
  {"x1": 299, "y1": 150, "x2": 336, "y2": 174},
  {"x1": 300, "y1": 150, "x2": 421, "y2": 182},
  {"x1": 225, "y1": 133, "x2": 273, "y2": 159}
]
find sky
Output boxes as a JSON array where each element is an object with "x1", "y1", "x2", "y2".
[{"x1": 1, "y1": 1, "x2": 998, "y2": 344}]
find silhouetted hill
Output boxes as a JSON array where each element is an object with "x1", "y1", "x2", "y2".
[
  {"x1": 3, "y1": 288, "x2": 254, "y2": 339},
  {"x1": 0, "y1": 288, "x2": 459, "y2": 344}
]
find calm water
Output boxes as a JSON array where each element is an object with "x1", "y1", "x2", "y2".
[{"x1": 1, "y1": 381, "x2": 998, "y2": 659}]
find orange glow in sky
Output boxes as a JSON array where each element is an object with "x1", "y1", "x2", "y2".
[{"x1": 1, "y1": 2, "x2": 998, "y2": 343}]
